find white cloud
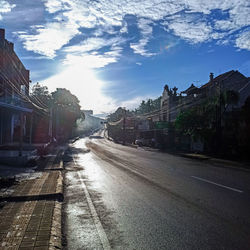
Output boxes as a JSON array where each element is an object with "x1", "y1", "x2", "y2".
[
  {"x1": 120, "y1": 22, "x2": 128, "y2": 33},
  {"x1": 64, "y1": 36, "x2": 125, "y2": 53},
  {"x1": 62, "y1": 35, "x2": 125, "y2": 68},
  {"x1": 63, "y1": 50, "x2": 121, "y2": 69},
  {"x1": 168, "y1": 20, "x2": 212, "y2": 43},
  {"x1": 120, "y1": 96, "x2": 146, "y2": 110},
  {"x1": 130, "y1": 38, "x2": 156, "y2": 57},
  {"x1": 235, "y1": 30, "x2": 250, "y2": 51},
  {"x1": 120, "y1": 95, "x2": 158, "y2": 110},
  {"x1": 15, "y1": 21, "x2": 79, "y2": 58},
  {"x1": 138, "y1": 18, "x2": 153, "y2": 36},
  {"x1": 42, "y1": 0, "x2": 67, "y2": 13},
  {"x1": 63, "y1": 35, "x2": 124, "y2": 68},
  {"x1": 64, "y1": 37, "x2": 109, "y2": 53},
  {"x1": 0, "y1": 0, "x2": 15, "y2": 19},
  {"x1": 14, "y1": 0, "x2": 250, "y2": 59},
  {"x1": 104, "y1": 46, "x2": 123, "y2": 57},
  {"x1": 214, "y1": 20, "x2": 237, "y2": 31},
  {"x1": 130, "y1": 18, "x2": 156, "y2": 56}
]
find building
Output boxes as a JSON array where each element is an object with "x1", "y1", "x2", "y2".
[
  {"x1": 0, "y1": 28, "x2": 33, "y2": 145},
  {"x1": 160, "y1": 70, "x2": 250, "y2": 153},
  {"x1": 161, "y1": 70, "x2": 250, "y2": 123}
]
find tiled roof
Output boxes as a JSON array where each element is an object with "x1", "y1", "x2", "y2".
[
  {"x1": 182, "y1": 83, "x2": 198, "y2": 94},
  {"x1": 200, "y1": 70, "x2": 246, "y2": 90}
]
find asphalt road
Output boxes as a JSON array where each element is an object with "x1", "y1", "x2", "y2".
[{"x1": 63, "y1": 133, "x2": 250, "y2": 250}]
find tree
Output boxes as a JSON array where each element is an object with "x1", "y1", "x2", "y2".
[
  {"x1": 51, "y1": 88, "x2": 82, "y2": 141},
  {"x1": 175, "y1": 90, "x2": 241, "y2": 154},
  {"x1": 52, "y1": 88, "x2": 81, "y2": 113},
  {"x1": 30, "y1": 82, "x2": 51, "y2": 108},
  {"x1": 175, "y1": 103, "x2": 216, "y2": 142},
  {"x1": 175, "y1": 97, "x2": 220, "y2": 153},
  {"x1": 135, "y1": 97, "x2": 161, "y2": 114}
]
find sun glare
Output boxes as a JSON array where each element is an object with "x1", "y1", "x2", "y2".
[{"x1": 43, "y1": 64, "x2": 115, "y2": 114}]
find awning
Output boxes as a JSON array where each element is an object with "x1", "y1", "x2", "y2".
[{"x1": 0, "y1": 101, "x2": 32, "y2": 113}]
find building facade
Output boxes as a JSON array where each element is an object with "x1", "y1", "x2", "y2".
[
  {"x1": 0, "y1": 28, "x2": 32, "y2": 145},
  {"x1": 161, "y1": 70, "x2": 250, "y2": 123}
]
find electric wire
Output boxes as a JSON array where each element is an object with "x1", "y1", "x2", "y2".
[{"x1": 0, "y1": 71, "x2": 49, "y2": 115}]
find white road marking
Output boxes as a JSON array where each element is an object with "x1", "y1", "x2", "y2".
[
  {"x1": 191, "y1": 175, "x2": 243, "y2": 193},
  {"x1": 73, "y1": 156, "x2": 111, "y2": 250}
]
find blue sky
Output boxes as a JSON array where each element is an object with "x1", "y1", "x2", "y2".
[{"x1": 0, "y1": 0, "x2": 250, "y2": 115}]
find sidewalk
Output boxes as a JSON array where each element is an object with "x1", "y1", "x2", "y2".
[{"x1": 0, "y1": 147, "x2": 65, "y2": 249}]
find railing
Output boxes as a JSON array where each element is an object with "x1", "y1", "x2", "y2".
[{"x1": 0, "y1": 95, "x2": 26, "y2": 107}]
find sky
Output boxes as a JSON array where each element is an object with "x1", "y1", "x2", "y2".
[{"x1": 0, "y1": 0, "x2": 250, "y2": 116}]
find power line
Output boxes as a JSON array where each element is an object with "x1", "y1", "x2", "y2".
[
  {"x1": 1, "y1": 52, "x2": 49, "y2": 109},
  {"x1": 0, "y1": 71, "x2": 49, "y2": 115}
]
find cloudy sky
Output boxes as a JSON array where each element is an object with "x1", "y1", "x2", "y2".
[{"x1": 1, "y1": 0, "x2": 250, "y2": 115}]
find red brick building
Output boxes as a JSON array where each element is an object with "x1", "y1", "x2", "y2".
[{"x1": 0, "y1": 28, "x2": 32, "y2": 145}]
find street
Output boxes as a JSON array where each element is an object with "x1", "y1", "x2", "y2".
[{"x1": 63, "y1": 133, "x2": 250, "y2": 250}]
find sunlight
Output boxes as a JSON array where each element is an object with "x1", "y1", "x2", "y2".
[{"x1": 43, "y1": 63, "x2": 116, "y2": 114}]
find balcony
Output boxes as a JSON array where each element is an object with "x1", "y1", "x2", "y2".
[{"x1": 0, "y1": 94, "x2": 32, "y2": 113}]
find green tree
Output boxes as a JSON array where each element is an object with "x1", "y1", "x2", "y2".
[
  {"x1": 175, "y1": 98, "x2": 218, "y2": 143},
  {"x1": 52, "y1": 88, "x2": 81, "y2": 113},
  {"x1": 135, "y1": 97, "x2": 161, "y2": 114},
  {"x1": 30, "y1": 82, "x2": 52, "y2": 108},
  {"x1": 175, "y1": 90, "x2": 240, "y2": 154},
  {"x1": 51, "y1": 88, "x2": 82, "y2": 141}
]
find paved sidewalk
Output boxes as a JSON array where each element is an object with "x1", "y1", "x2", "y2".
[{"x1": 0, "y1": 148, "x2": 64, "y2": 249}]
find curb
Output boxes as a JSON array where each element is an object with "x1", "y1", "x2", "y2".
[
  {"x1": 180, "y1": 153, "x2": 250, "y2": 172},
  {"x1": 48, "y1": 153, "x2": 64, "y2": 249},
  {"x1": 49, "y1": 201, "x2": 62, "y2": 249},
  {"x1": 180, "y1": 153, "x2": 210, "y2": 160},
  {"x1": 207, "y1": 158, "x2": 250, "y2": 172}
]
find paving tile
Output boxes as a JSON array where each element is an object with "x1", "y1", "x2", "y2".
[
  {"x1": 37, "y1": 230, "x2": 50, "y2": 236},
  {"x1": 19, "y1": 247, "x2": 34, "y2": 250},
  {"x1": 39, "y1": 226, "x2": 51, "y2": 231},
  {"x1": 34, "y1": 246, "x2": 49, "y2": 250},
  {"x1": 19, "y1": 240, "x2": 35, "y2": 247},
  {"x1": 35, "y1": 240, "x2": 49, "y2": 246},
  {"x1": 0, "y1": 150, "x2": 63, "y2": 250},
  {"x1": 36, "y1": 234, "x2": 50, "y2": 241},
  {"x1": 22, "y1": 236, "x2": 36, "y2": 242},
  {"x1": 24, "y1": 231, "x2": 37, "y2": 237}
]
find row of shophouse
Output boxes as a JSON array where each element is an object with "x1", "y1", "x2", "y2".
[
  {"x1": 0, "y1": 28, "x2": 51, "y2": 154},
  {"x1": 107, "y1": 70, "x2": 250, "y2": 155}
]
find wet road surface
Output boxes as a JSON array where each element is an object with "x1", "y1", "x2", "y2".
[{"x1": 63, "y1": 134, "x2": 250, "y2": 250}]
